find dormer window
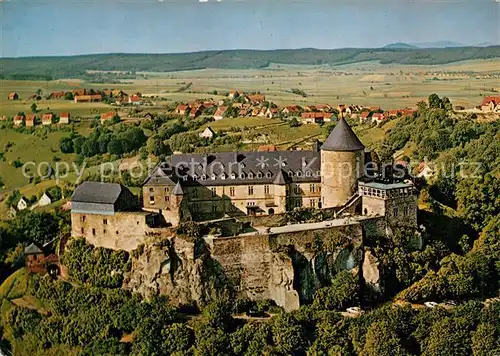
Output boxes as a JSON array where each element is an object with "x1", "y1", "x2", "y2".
[
  {"x1": 266, "y1": 172, "x2": 272, "y2": 178},
  {"x1": 231, "y1": 173, "x2": 236, "y2": 179},
  {"x1": 257, "y1": 172, "x2": 263, "y2": 178},
  {"x1": 288, "y1": 171, "x2": 293, "y2": 177},
  {"x1": 305, "y1": 170, "x2": 311, "y2": 177},
  {"x1": 192, "y1": 174, "x2": 199, "y2": 181},
  {"x1": 240, "y1": 163, "x2": 246, "y2": 168},
  {"x1": 240, "y1": 173, "x2": 246, "y2": 179},
  {"x1": 220, "y1": 173, "x2": 227, "y2": 180},
  {"x1": 296, "y1": 171, "x2": 303, "y2": 177},
  {"x1": 211, "y1": 174, "x2": 216, "y2": 180},
  {"x1": 248, "y1": 172, "x2": 254, "y2": 179},
  {"x1": 201, "y1": 174, "x2": 207, "y2": 180}
]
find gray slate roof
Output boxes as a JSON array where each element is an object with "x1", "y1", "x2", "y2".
[
  {"x1": 72, "y1": 181, "x2": 123, "y2": 204},
  {"x1": 144, "y1": 150, "x2": 321, "y2": 187},
  {"x1": 24, "y1": 243, "x2": 43, "y2": 255},
  {"x1": 172, "y1": 181, "x2": 184, "y2": 195},
  {"x1": 322, "y1": 119, "x2": 365, "y2": 152}
]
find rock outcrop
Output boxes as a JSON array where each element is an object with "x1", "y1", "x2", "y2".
[{"x1": 362, "y1": 249, "x2": 383, "y2": 293}]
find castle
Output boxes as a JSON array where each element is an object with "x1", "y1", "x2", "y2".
[{"x1": 71, "y1": 118, "x2": 417, "y2": 249}]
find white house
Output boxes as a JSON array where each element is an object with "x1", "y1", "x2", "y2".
[
  {"x1": 39, "y1": 192, "x2": 53, "y2": 207},
  {"x1": 17, "y1": 197, "x2": 28, "y2": 211},
  {"x1": 199, "y1": 127, "x2": 215, "y2": 139}
]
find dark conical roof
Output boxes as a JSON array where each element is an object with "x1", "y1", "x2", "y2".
[{"x1": 321, "y1": 118, "x2": 365, "y2": 152}]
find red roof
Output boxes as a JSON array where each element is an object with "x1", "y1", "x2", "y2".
[
  {"x1": 372, "y1": 113, "x2": 385, "y2": 120},
  {"x1": 42, "y1": 113, "x2": 53, "y2": 120},
  {"x1": 60, "y1": 112, "x2": 70, "y2": 118},
  {"x1": 14, "y1": 115, "x2": 24, "y2": 121},
  {"x1": 101, "y1": 112, "x2": 118, "y2": 120},
  {"x1": 176, "y1": 104, "x2": 189, "y2": 111},
  {"x1": 247, "y1": 94, "x2": 265, "y2": 103},
  {"x1": 481, "y1": 96, "x2": 500, "y2": 106},
  {"x1": 26, "y1": 114, "x2": 37, "y2": 122},
  {"x1": 258, "y1": 144, "x2": 277, "y2": 152},
  {"x1": 129, "y1": 95, "x2": 141, "y2": 102},
  {"x1": 360, "y1": 112, "x2": 370, "y2": 119}
]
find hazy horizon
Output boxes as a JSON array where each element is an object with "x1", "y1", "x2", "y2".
[{"x1": 1, "y1": 0, "x2": 499, "y2": 58}]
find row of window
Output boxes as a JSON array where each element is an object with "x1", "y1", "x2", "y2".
[{"x1": 392, "y1": 206, "x2": 414, "y2": 217}]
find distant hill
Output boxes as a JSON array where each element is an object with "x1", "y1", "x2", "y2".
[
  {"x1": 384, "y1": 43, "x2": 418, "y2": 49},
  {"x1": 1, "y1": 46, "x2": 499, "y2": 81},
  {"x1": 410, "y1": 41, "x2": 466, "y2": 48}
]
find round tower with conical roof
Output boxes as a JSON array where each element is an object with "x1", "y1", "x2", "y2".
[{"x1": 321, "y1": 118, "x2": 365, "y2": 208}]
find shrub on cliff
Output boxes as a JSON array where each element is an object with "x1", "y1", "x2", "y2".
[
  {"x1": 313, "y1": 270, "x2": 359, "y2": 310},
  {"x1": 62, "y1": 237, "x2": 131, "y2": 288}
]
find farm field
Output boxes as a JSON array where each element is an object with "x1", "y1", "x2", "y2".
[{"x1": 1, "y1": 58, "x2": 499, "y2": 119}]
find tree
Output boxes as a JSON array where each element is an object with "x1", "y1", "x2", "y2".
[
  {"x1": 362, "y1": 321, "x2": 408, "y2": 356},
  {"x1": 428, "y1": 93, "x2": 442, "y2": 109},
  {"x1": 423, "y1": 317, "x2": 473, "y2": 356},
  {"x1": 64, "y1": 92, "x2": 74, "y2": 100},
  {"x1": 59, "y1": 136, "x2": 74, "y2": 153},
  {"x1": 313, "y1": 271, "x2": 359, "y2": 310},
  {"x1": 30, "y1": 103, "x2": 38, "y2": 113},
  {"x1": 146, "y1": 135, "x2": 169, "y2": 157},
  {"x1": 107, "y1": 139, "x2": 123, "y2": 155},
  {"x1": 288, "y1": 117, "x2": 300, "y2": 127}
]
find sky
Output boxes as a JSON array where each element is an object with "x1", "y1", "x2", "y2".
[{"x1": 0, "y1": 0, "x2": 499, "y2": 57}]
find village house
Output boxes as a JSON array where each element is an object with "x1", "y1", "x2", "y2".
[
  {"x1": 257, "y1": 144, "x2": 277, "y2": 152},
  {"x1": 214, "y1": 106, "x2": 228, "y2": 120},
  {"x1": 74, "y1": 94, "x2": 102, "y2": 103},
  {"x1": 480, "y1": 96, "x2": 500, "y2": 113},
  {"x1": 25, "y1": 114, "x2": 37, "y2": 127},
  {"x1": 72, "y1": 89, "x2": 87, "y2": 96},
  {"x1": 42, "y1": 113, "x2": 53, "y2": 125},
  {"x1": 49, "y1": 91, "x2": 66, "y2": 100},
  {"x1": 175, "y1": 104, "x2": 190, "y2": 115},
  {"x1": 266, "y1": 107, "x2": 280, "y2": 118},
  {"x1": 13, "y1": 114, "x2": 25, "y2": 127},
  {"x1": 359, "y1": 111, "x2": 371, "y2": 123},
  {"x1": 228, "y1": 90, "x2": 240, "y2": 99},
  {"x1": 388, "y1": 109, "x2": 400, "y2": 118},
  {"x1": 239, "y1": 109, "x2": 249, "y2": 117},
  {"x1": 24, "y1": 243, "x2": 59, "y2": 275},
  {"x1": 0, "y1": 116, "x2": 8, "y2": 121},
  {"x1": 246, "y1": 94, "x2": 265, "y2": 105},
  {"x1": 189, "y1": 106, "x2": 203, "y2": 118},
  {"x1": 100, "y1": 111, "x2": 119, "y2": 124},
  {"x1": 372, "y1": 113, "x2": 386, "y2": 125},
  {"x1": 39, "y1": 192, "x2": 53, "y2": 207},
  {"x1": 282, "y1": 105, "x2": 301, "y2": 116},
  {"x1": 316, "y1": 104, "x2": 332, "y2": 112},
  {"x1": 128, "y1": 95, "x2": 142, "y2": 105},
  {"x1": 59, "y1": 112, "x2": 70, "y2": 124},
  {"x1": 8, "y1": 92, "x2": 19, "y2": 100},
  {"x1": 17, "y1": 197, "x2": 28, "y2": 211},
  {"x1": 416, "y1": 162, "x2": 435, "y2": 179},
  {"x1": 301, "y1": 112, "x2": 333, "y2": 124},
  {"x1": 302, "y1": 105, "x2": 317, "y2": 112},
  {"x1": 199, "y1": 127, "x2": 216, "y2": 139}
]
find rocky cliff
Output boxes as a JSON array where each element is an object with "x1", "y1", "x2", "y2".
[{"x1": 123, "y1": 222, "x2": 383, "y2": 311}]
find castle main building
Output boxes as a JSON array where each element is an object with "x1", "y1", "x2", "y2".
[{"x1": 141, "y1": 118, "x2": 415, "y2": 225}]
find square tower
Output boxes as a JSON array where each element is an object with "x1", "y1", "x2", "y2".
[{"x1": 359, "y1": 181, "x2": 417, "y2": 226}]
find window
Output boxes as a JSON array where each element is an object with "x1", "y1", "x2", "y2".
[
  {"x1": 164, "y1": 187, "x2": 170, "y2": 194},
  {"x1": 149, "y1": 187, "x2": 154, "y2": 192},
  {"x1": 212, "y1": 205, "x2": 217, "y2": 212},
  {"x1": 296, "y1": 171, "x2": 302, "y2": 177},
  {"x1": 192, "y1": 204, "x2": 199, "y2": 213},
  {"x1": 309, "y1": 199, "x2": 316, "y2": 208},
  {"x1": 211, "y1": 174, "x2": 216, "y2": 180},
  {"x1": 231, "y1": 173, "x2": 236, "y2": 179},
  {"x1": 103, "y1": 229, "x2": 106, "y2": 234},
  {"x1": 165, "y1": 195, "x2": 171, "y2": 201},
  {"x1": 309, "y1": 184, "x2": 315, "y2": 193},
  {"x1": 211, "y1": 187, "x2": 217, "y2": 197},
  {"x1": 193, "y1": 174, "x2": 198, "y2": 181},
  {"x1": 288, "y1": 171, "x2": 293, "y2": 177},
  {"x1": 103, "y1": 219, "x2": 108, "y2": 225},
  {"x1": 82, "y1": 215, "x2": 86, "y2": 222},
  {"x1": 295, "y1": 200, "x2": 301, "y2": 208},
  {"x1": 192, "y1": 189, "x2": 197, "y2": 198},
  {"x1": 81, "y1": 228, "x2": 84, "y2": 234},
  {"x1": 393, "y1": 207, "x2": 399, "y2": 217},
  {"x1": 403, "y1": 206, "x2": 409, "y2": 216},
  {"x1": 248, "y1": 172, "x2": 254, "y2": 179},
  {"x1": 266, "y1": 172, "x2": 272, "y2": 178},
  {"x1": 92, "y1": 228, "x2": 96, "y2": 236},
  {"x1": 201, "y1": 174, "x2": 207, "y2": 180},
  {"x1": 294, "y1": 185, "x2": 300, "y2": 194},
  {"x1": 229, "y1": 187, "x2": 235, "y2": 196},
  {"x1": 248, "y1": 186, "x2": 254, "y2": 195},
  {"x1": 305, "y1": 170, "x2": 311, "y2": 177},
  {"x1": 149, "y1": 196, "x2": 155, "y2": 204},
  {"x1": 257, "y1": 172, "x2": 263, "y2": 179},
  {"x1": 240, "y1": 173, "x2": 246, "y2": 179},
  {"x1": 264, "y1": 185, "x2": 270, "y2": 194}
]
